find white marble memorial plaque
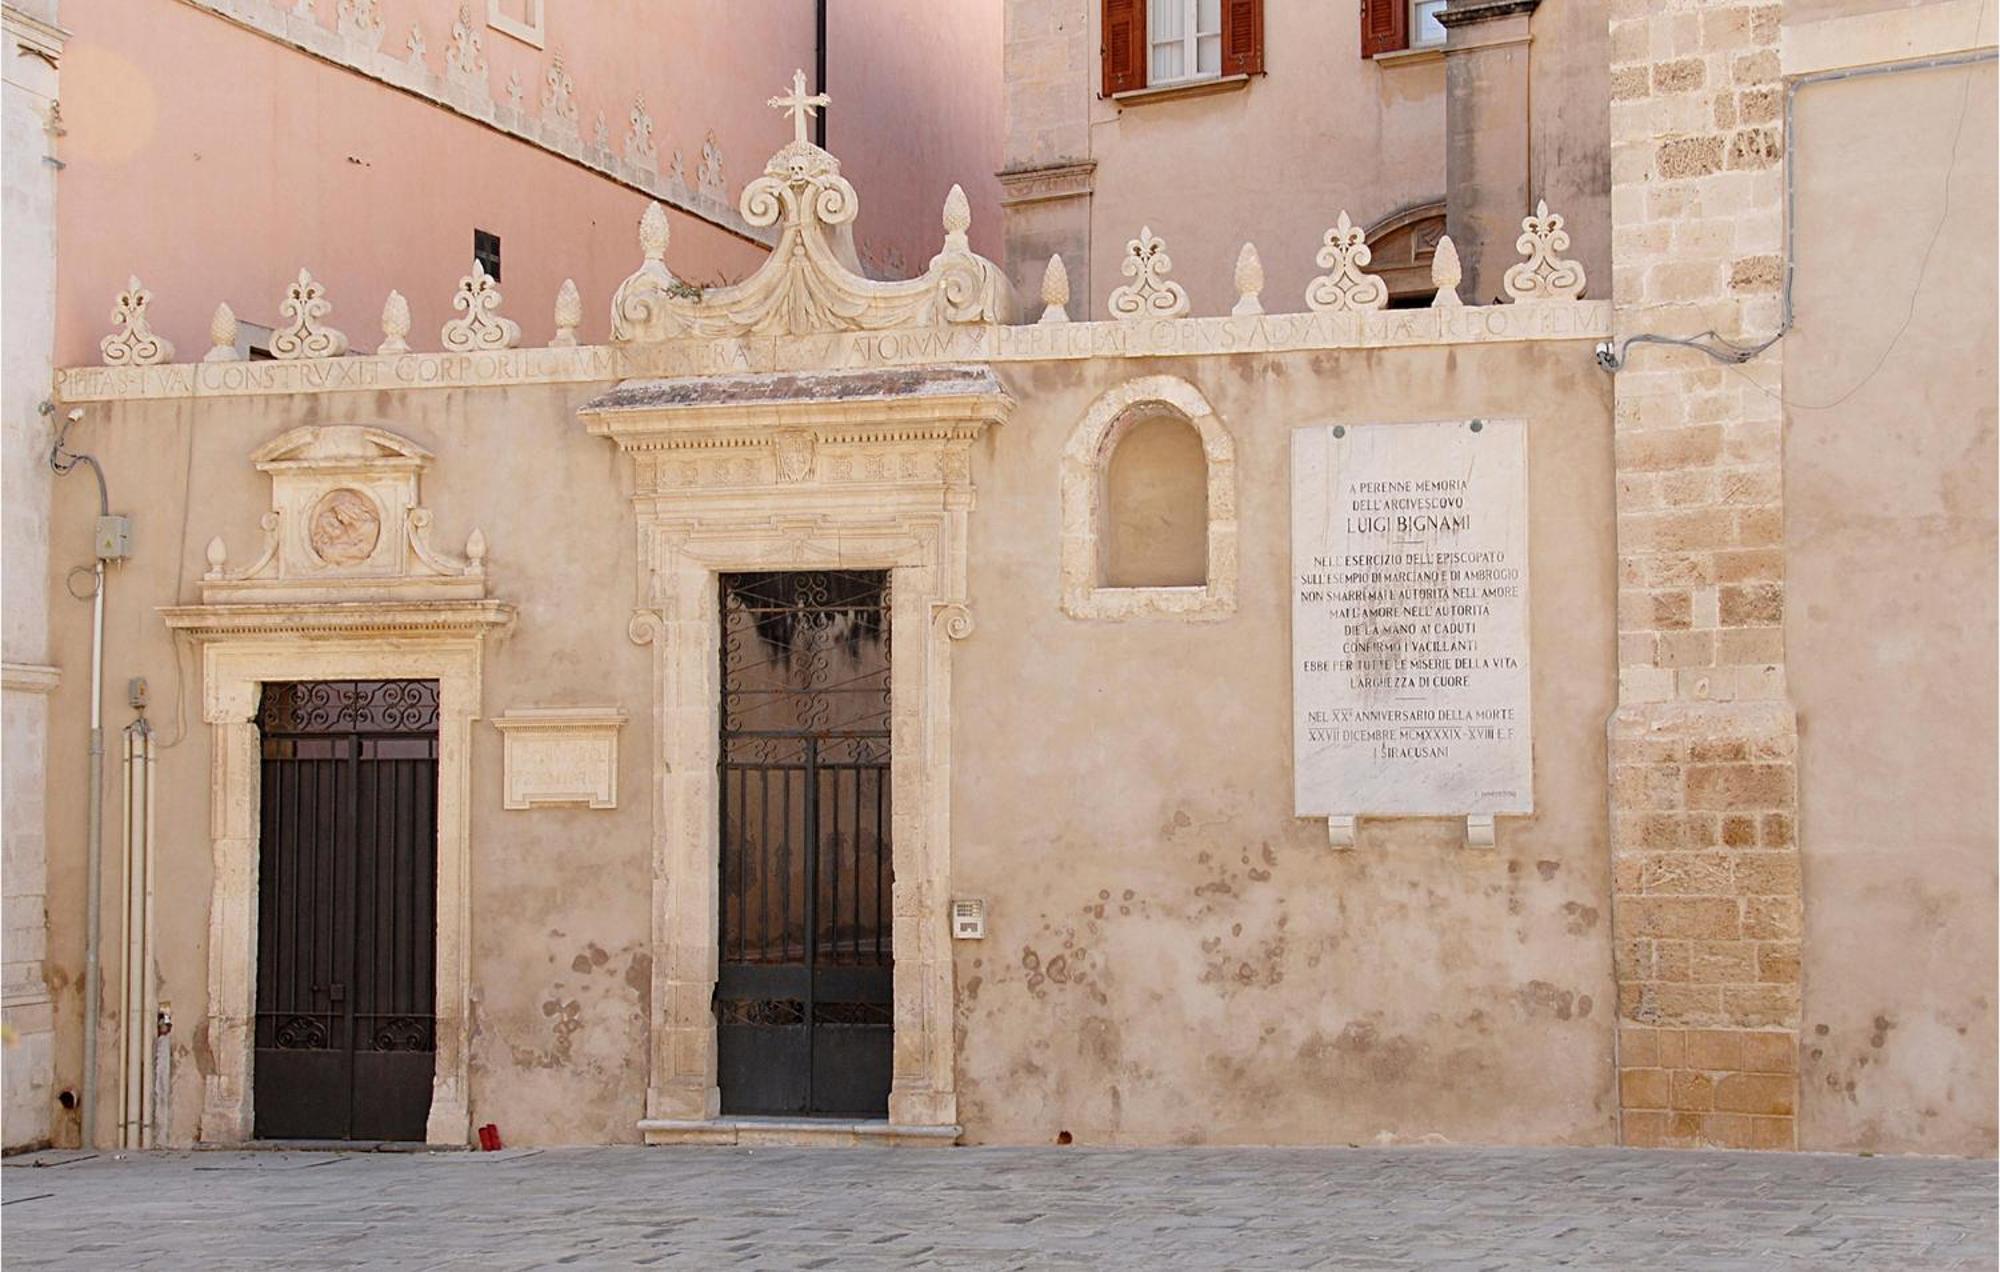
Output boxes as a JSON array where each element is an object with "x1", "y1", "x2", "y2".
[{"x1": 1292, "y1": 418, "x2": 1532, "y2": 817}]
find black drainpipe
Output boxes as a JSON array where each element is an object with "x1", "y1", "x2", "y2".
[{"x1": 814, "y1": 0, "x2": 827, "y2": 148}]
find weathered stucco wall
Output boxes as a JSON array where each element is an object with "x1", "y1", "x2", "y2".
[
  {"x1": 1784, "y1": 57, "x2": 1998, "y2": 1156},
  {"x1": 40, "y1": 381, "x2": 660, "y2": 1147},
  {"x1": 40, "y1": 332, "x2": 1618, "y2": 1148},
  {"x1": 952, "y1": 342, "x2": 1619, "y2": 1145}
]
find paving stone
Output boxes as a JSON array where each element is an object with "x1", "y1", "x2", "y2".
[{"x1": 0, "y1": 1145, "x2": 1991, "y2": 1269}]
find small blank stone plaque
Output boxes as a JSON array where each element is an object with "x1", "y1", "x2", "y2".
[{"x1": 1292, "y1": 419, "x2": 1532, "y2": 820}]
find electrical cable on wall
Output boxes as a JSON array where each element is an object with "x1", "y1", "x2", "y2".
[{"x1": 1595, "y1": 45, "x2": 1996, "y2": 384}]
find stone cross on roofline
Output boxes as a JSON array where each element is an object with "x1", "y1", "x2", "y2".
[{"x1": 768, "y1": 68, "x2": 830, "y2": 146}]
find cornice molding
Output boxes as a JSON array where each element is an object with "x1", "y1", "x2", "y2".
[
  {"x1": 159, "y1": 599, "x2": 516, "y2": 640},
  {"x1": 57, "y1": 301, "x2": 1610, "y2": 403}
]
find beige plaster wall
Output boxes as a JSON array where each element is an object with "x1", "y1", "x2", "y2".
[
  {"x1": 40, "y1": 381, "x2": 659, "y2": 1147},
  {"x1": 954, "y1": 342, "x2": 1619, "y2": 1145},
  {"x1": 41, "y1": 334, "x2": 1618, "y2": 1148},
  {"x1": 1783, "y1": 57, "x2": 1998, "y2": 1156},
  {"x1": 1001, "y1": 0, "x2": 1445, "y2": 320}
]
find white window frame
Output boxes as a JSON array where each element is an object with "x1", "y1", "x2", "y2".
[
  {"x1": 487, "y1": 0, "x2": 546, "y2": 49},
  {"x1": 1410, "y1": 0, "x2": 1448, "y2": 48},
  {"x1": 1149, "y1": 0, "x2": 1223, "y2": 87}
]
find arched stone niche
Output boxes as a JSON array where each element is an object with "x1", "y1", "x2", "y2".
[{"x1": 1060, "y1": 374, "x2": 1237, "y2": 620}]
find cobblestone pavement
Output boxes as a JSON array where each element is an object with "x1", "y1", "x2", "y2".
[{"x1": 3, "y1": 1144, "x2": 1992, "y2": 1269}]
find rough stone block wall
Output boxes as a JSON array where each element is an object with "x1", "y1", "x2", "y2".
[{"x1": 1607, "y1": 0, "x2": 1798, "y2": 1149}]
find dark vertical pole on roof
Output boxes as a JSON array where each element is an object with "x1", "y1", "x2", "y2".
[{"x1": 814, "y1": 0, "x2": 828, "y2": 148}]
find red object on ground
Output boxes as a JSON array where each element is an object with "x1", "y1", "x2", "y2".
[{"x1": 477, "y1": 1123, "x2": 503, "y2": 1151}]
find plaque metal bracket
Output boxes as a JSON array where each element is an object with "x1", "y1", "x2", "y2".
[
  {"x1": 1327, "y1": 815, "x2": 1357, "y2": 850},
  {"x1": 1465, "y1": 814, "x2": 1497, "y2": 849}
]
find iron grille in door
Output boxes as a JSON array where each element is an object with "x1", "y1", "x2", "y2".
[
  {"x1": 717, "y1": 571, "x2": 894, "y2": 1117},
  {"x1": 254, "y1": 679, "x2": 438, "y2": 1141}
]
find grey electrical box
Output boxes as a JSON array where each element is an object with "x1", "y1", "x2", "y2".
[
  {"x1": 128, "y1": 677, "x2": 149, "y2": 709},
  {"x1": 94, "y1": 514, "x2": 132, "y2": 561}
]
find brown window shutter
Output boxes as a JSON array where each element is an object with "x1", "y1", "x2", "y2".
[
  {"x1": 1360, "y1": 0, "x2": 1408, "y2": 57},
  {"x1": 1104, "y1": 0, "x2": 1147, "y2": 95},
  {"x1": 1221, "y1": 0, "x2": 1264, "y2": 76}
]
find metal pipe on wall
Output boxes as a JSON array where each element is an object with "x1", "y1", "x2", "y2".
[
  {"x1": 81, "y1": 559, "x2": 104, "y2": 1147},
  {"x1": 118, "y1": 713, "x2": 156, "y2": 1149}
]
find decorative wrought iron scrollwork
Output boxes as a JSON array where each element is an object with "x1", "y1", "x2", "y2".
[
  {"x1": 718, "y1": 999, "x2": 807, "y2": 1027},
  {"x1": 271, "y1": 1014, "x2": 331, "y2": 1050},
  {"x1": 367, "y1": 1017, "x2": 436, "y2": 1052},
  {"x1": 812, "y1": 1001, "x2": 892, "y2": 1027},
  {"x1": 258, "y1": 679, "x2": 441, "y2": 734},
  {"x1": 719, "y1": 571, "x2": 891, "y2": 743}
]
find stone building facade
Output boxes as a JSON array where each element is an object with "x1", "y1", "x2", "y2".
[{"x1": 11, "y1": 1, "x2": 1997, "y2": 1157}]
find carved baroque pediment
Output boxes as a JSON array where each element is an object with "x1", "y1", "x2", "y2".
[
  {"x1": 196, "y1": 423, "x2": 491, "y2": 605},
  {"x1": 610, "y1": 71, "x2": 1006, "y2": 342},
  {"x1": 579, "y1": 364, "x2": 1011, "y2": 502}
]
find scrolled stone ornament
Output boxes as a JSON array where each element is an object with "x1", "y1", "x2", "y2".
[
  {"x1": 270, "y1": 269, "x2": 349, "y2": 360},
  {"x1": 1503, "y1": 200, "x2": 1587, "y2": 302},
  {"x1": 440, "y1": 261, "x2": 521, "y2": 352},
  {"x1": 1305, "y1": 212, "x2": 1388, "y2": 314},
  {"x1": 610, "y1": 201, "x2": 682, "y2": 343},
  {"x1": 100, "y1": 276, "x2": 176, "y2": 366},
  {"x1": 1107, "y1": 227, "x2": 1190, "y2": 321}
]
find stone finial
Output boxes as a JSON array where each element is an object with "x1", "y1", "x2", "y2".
[
  {"x1": 203, "y1": 301, "x2": 243, "y2": 362},
  {"x1": 942, "y1": 184, "x2": 972, "y2": 247},
  {"x1": 100, "y1": 276, "x2": 175, "y2": 366},
  {"x1": 551, "y1": 278, "x2": 582, "y2": 346},
  {"x1": 1038, "y1": 254, "x2": 1070, "y2": 324},
  {"x1": 1305, "y1": 212, "x2": 1388, "y2": 313},
  {"x1": 378, "y1": 289, "x2": 412, "y2": 354},
  {"x1": 1503, "y1": 199, "x2": 1587, "y2": 302},
  {"x1": 205, "y1": 535, "x2": 227, "y2": 575},
  {"x1": 1431, "y1": 235, "x2": 1464, "y2": 309},
  {"x1": 465, "y1": 527, "x2": 488, "y2": 571},
  {"x1": 639, "y1": 200, "x2": 670, "y2": 260},
  {"x1": 270, "y1": 269, "x2": 349, "y2": 359},
  {"x1": 1232, "y1": 242, "x2": 1265, "y2": 317},
  {"x1": 1108, "y1": 227, "x2": 1190, "y2": 321},
  {"x1": 441, "y1": 261, "x2": 521, "y2": 351}
]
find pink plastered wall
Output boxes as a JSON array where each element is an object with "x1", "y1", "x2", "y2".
[
  {"x1": 829, "y1": 0, "x2": 1006, "y2": 278},
  {"x1": 54, "y1": 0, "x2": 1004, "y2": 363}
]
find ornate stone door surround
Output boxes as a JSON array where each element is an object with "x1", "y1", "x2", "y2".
[
  {"x1": 581, "y1": 365, "x2": 1012, "y2": 1142},
  {"x1": 161, "y1": 425, "x2": 512, "y2": 1146}
]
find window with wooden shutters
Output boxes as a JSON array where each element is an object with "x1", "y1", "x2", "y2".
[
  {"x1": 1107, "y1": 0, "x2": 1264, "y2": 94},
  {"x1": 1360, "y1": 0, "x2": 1408, "y2": 57},
  {"x1": 1220, "y1": 0, "x2": 1264, "y2": 76},
  {"x1": 1103, "y1": 0, "x2": 1147, "y2": 95}
]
